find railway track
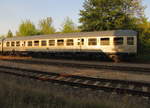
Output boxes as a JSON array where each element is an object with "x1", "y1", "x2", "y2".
[
  {"x1": 2, "y1": 58, "x2": 150, "y2": 73},
  {"x1": 0, "y1": 65, "x2": 150, "y2": 98}
]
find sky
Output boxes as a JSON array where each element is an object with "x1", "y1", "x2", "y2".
[{"x1": 0, "y1": 0, "x2": 150, "y2": 35}]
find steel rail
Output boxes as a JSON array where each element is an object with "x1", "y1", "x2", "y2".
[
  {"x1": 0, "y1": 65, "x2": 150, "y2": 98},
  {"x1": 2, "y1": 59, "x2": 150, "y2": 73}
]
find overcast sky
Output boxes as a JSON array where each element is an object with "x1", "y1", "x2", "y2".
[{"x1": 0, "y1": 0, "x2": 150, "y2": 35}]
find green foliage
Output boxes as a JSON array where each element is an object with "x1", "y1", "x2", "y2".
[
  {"x1": 79, "y1": 0, "x2": 150, "y2": 54},
  {"x1": 0, "y1": 35, "x2": 5, "y2": 39},
  {"x1": 136, "y1": 18, "x2": 150, "y2": 53},
  {"x1": 7, "y1": 30, "x2": 13, "y2": 38},
  {"x1": 79, "y1": 0, "x2": 145, "y2": 31},
  {"x1": 18, "y1": 20, "x2": 37, "y2": 36},
  {"x1": 61, "y1": 17, "x2": 80, "y2": 33},
  {"x1": 15, "y1": 31, "x2": 21, "y2": 37},
  {"x1": 39, "y1": 17, "x2": 56, "y2": 35}
]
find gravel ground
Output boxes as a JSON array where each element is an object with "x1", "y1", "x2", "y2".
[
  {"x1": 0, "y1": 73, "x2": 150, "y2": 108},
  {"x1": 0, "y1": 59, "x2": 150, "y2": 108},
  {"x1": 20, "y1": 58, "x2": 150, "y2": 69},
  {"x1": 0, "y1": 60, "x2": 150, "y2": 83}
]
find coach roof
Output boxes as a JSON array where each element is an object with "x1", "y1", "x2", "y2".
[{"x1": 4, "y1": 30, "x2": 137, "y2": 41}]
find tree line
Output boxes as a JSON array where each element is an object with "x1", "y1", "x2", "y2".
[
  {"x1": 1, "y1": 0, "x2": 150, "y2": 53},
  {"x1": 79, "y1": 0, "x2": 150, "y2": 53},
  {"x1": 6, "y1": 17, "x2": 79, "y2": 38}
]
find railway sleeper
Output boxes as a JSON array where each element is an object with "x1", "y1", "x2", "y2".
[{"x1": 1, "y1": 69, "x2": 150, "y2": 98}]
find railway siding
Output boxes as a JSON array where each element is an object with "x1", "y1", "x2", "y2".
[
  {"x1": 0, "y1": 65, "x2": 150, "y2": 98},
  {"x1": 0, "y1": 59, "x2": 150, "y2": 83},
  {"x1": 1, "y1": 58, "x2": 150, "y2": 72}
]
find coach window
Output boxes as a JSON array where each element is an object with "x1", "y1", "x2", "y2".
[
  {"x1": 114, "y1": 37, "x2": 123, "y2": 45},
  {"x1": 34, "y1": 40, "x2": 39, "y2": 46},
  {"x1": 49, "y1": 40, "x2": 55, "y2": 46},
  {"x1": 88, "y1": 38, "x2": 97, "y2": 46},
  {"x1": 28, "y1": 41, "x2": 32, "y2": 46},
  {"x1": 127, "y1": 37, "x2": 134, "y2": 45},
  {"x1": 66, "y1": 39, "x2": 74, "y2": 46},
  {"x1": 57, "y1": 39, "x2": 64, "y2": 46},
  {"x1": 16, "y1": 41, "x2": 20, "y2": 47},
  {"x1": 11, "y1": 42, "x2": 15, "y2": 47},
  {"x1": 100, "y1": 38, "x2": 110, "y2": 45},
  {"x1": 41, "y1": 40, "x2": 47, "y2": 46},
  {"x1": 6, "y1": 42, "x2": 10, "y2": 47}
]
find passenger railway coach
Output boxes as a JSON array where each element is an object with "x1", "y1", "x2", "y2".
[{"x1": 0, "y1": 30, "x2": 137, "y2": 62}]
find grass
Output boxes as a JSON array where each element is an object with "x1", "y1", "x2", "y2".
[{"x1": 0, "y1": 73, "x2": 149, "y2": 108}]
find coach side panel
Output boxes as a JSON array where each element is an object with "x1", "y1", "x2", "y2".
[
  {"x1": 0, "y1": 40, "x2": 2, "y2": 53},
  {"x1": 2, "y1": 35, "x2": 137, "y2": 55}
]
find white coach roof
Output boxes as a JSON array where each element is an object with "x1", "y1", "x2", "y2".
[{"x1": 4, "y1": 30, "x2": 137, "y2": 41}]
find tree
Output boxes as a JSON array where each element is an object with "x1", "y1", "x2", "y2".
[
  {"x1": 61, "y1": 17, "x2": 80, "y2": 33},
  {"x1": 79, "y1": 0, "x2": 145, "y2": 31},
  {"x1": 18, "y1": 20, "x2": 37, "y2": 36},
  {"x1": 15, "y1": 31, "x2": 21, "y2": 37},
  {"x1": 7, "y1": 30, "x2": 13, "y2": 38},
  {"x1": 39, "y1": 17, "x2": 55, "y2": 34},
  {"x1": 137, "y1": 17, "x2": 150, "y2": 53},
  {"x1": 0, "y1": 35, "x2": 5, "y2": 39}
]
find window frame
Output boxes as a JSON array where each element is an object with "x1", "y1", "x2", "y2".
[
  {"x1": 41, "y1": 40, "x2": 47, "y2": 46},
  {"x1": 34, "y1": 40, "x2": 39, "y2": 46},
  {"x1": 100, "y1": 38, "x2": 110, "y2": 45},
  {"x1": 11, "y1": 41, "x2": 15, "y2": 47},
  {"x1": 113, "y1": 37, "x2": 124, "y2": 45},
  {"x1": 88, "y1": 38, "x2": 97, "y2": 46},
  {"x1": 49, "y1": 40, "x2": 55, "y2": 46},
  {"x1": 6, "y1": 42, "x2": 10, "y2": 47},
  {"x1": 16, "y1": 41, "x2": 20, "y2": 47},
  {"x1": 28, "y1": 41, "x2": 33, "y2": 47},
  {"x1": 66, "y1": 39, "x2": 74, "y2": 46},
  {"x1": 57, "y1": 39, "x2": 64, "y2": 46},
  {"x1": 127, "y1": 37, "x2": 134, "y2": 45}
]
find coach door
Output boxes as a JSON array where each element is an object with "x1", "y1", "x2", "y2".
[
  {"x1": 77, "y1": 38, "x2": 84, "y2": 51},
  {"x1": 22, "y1": 41, "x2": 26, "y2": 51}
]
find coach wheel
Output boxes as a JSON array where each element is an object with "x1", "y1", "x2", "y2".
[
  {"x1": 111, "y1": 55, "x2": 120, "y2": 63},
  {"x1": 10, "y1": 49, "x2": 17, "y2": 56}
]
